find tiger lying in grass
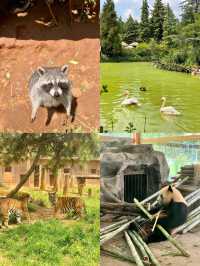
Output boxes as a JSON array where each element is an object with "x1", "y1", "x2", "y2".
[
  {"x1": 0, "y1": 194, "x2": 30, "y2": 228},
  {"x1": 48, "y1": 192, "x2": 86, "y2": 218}
]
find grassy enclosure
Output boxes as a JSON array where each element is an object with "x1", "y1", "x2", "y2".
[{"x1": 0, "y1": 184, "x2": 99, "y2": 266}]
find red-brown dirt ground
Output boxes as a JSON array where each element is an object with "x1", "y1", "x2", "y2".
[{"x1": 0, "y1": 1, "x2": 99, "y2": 133}]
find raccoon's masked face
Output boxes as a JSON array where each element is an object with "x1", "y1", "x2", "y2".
[{"x1": 37, "y1": 65, "x2": 70, "y2": 98}]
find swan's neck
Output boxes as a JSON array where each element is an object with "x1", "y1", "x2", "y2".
[{"x1": 161, "y1": 99, "x2": 166, "y2": 108}]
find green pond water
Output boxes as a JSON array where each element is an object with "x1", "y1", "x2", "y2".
[{"x1": 101, "y1": 62, "x2": 200, "y2": 133}]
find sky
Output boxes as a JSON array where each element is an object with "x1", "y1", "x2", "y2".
[{"x1": 101, "y1": 0, "x2": 182, "y2": 21}]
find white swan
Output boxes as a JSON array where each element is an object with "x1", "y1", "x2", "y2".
[
  {"x1": 121, "y1": 91, "x2": 141, "y2": 106},
  {"x1": 160, "y1": 97, "x2": 181, "y2": 115}
]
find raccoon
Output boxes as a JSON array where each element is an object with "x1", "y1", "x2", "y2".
[{"x1": 29, "y1": 65, "x2": 73, "y2": 123}]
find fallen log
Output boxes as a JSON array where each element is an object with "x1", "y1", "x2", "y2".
[
  {"x1": 133, "y1": 231, "x2": 161, "y2": 266},
  {"x1": 124, "y1": 231, "x2": 144, "y2": 266},
  {"x1": 101, "y1": 247, "x2": 135, "y2": 264},
  {"x1": 134, "y1": 198, "x2": 190, "y2": 257},
  {"x1": 128, "y1": 231, "x2": 149, "y2": 263}
]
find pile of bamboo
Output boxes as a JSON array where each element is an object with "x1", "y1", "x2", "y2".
[{"x1": 100, "y1": 177, "x2": 200, "y2": 264}]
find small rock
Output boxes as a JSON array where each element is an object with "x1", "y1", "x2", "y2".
[{"x1": 5, "y1": 72, "x2": 11, "y2": 80}]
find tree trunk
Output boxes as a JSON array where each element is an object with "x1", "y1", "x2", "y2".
[
  {"x1": 7, "y1": 149, "x2": 41, "y2": 197},
  {"x1": 40, "y1": 167, "x2": 46, "y2": 191},
  {"x1": 63, "y1": 174, "x2": 69, "y2": 196},
  {"x1": 53, "y1": 173, "x2": 59, "y2": 192}
]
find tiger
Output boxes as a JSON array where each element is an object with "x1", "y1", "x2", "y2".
[
  {"x1": 0, "y1": 195, "x2": 30, "y2": 228},
  {"x1": 48, "y1": 191, "x2": 86, "y2": 218}
]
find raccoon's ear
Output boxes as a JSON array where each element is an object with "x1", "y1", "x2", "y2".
[
  {"x1": 37, "y1": 67, "x2": 46, "y2": 76},
  {"x1": 61, "y1": 64, "x2": 68, "y2": 74},
  {"x1": 168, "y1": 185, "x2": 173, "y2": 192}
]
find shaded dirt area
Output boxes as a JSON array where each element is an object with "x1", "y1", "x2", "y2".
[
  {"x1": 0, "y1": 2, "x2": 99, "y2": 133},
  {"x1": 101, "y1": 228, "x2": 200, "y2": 266}
]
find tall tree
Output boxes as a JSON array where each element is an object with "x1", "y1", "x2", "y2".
[
  {"x1": 163, "y1": 3, "x2": 177, "y2": 38},
  {"x1": 181, "y1": 0, "x2": 200, "y2": 14},
  {"x1": 100, "y1": 0, "x2": 122, "y2": 56},
  {"x1": 140, "y1": 0, "x2": 150, "y2": 41},
  {"x1": 118, "y1": 16, "x2": 125, "y2": 35},
  {"x1": 123, "y1": 15, "x2": 139, "y2": 44},
  {"x1": 181, "y1": 0, "x2": 196, "y2": 24},
  {"x1": 151, "y1": 0, "x2": 165, "y2": 42}
]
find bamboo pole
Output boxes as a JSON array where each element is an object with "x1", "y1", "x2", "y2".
[
  {"x1": 152, "y1": 211, "x2": 161, "y2": 232},
  {"x1": 187, "y1": 193, "x2": 200, "y2": 207},
  {"x1": 134, "y1": 198, "x2": 190, "y2": 257},
  {"x1": 101, "y1": 224, "x2": 123, "y2": 236},
  {"x1": 183, "y1": 218, "x2": 200, "y2": 234},
  {"x1": 133, "y1": 231, "x2": 161, "y2": 266},
  {"x1": 100, "y1": 219, "x2": 128, "y2": 234},
  {"x1": 175, "y1": 214, "x2": 200, "y2": 234},
  {"x1": 185, "y1": 188, "x2": 200, "y2": 201},
  {"x1": 128, "y1": 231, "x2": 149, "y2": 263},
  {"x1": 124, "y1": 231, "x2": 144, "y2": 266},
  {"x1": 188, "y1": 206, "x2": 200, "y2": 218},
  {"x1": 100, "y1": 219, "x2": 135, "y2": 246},
  {"x1": 101, "y1": 247, "x2": 135, "y2": 264}
]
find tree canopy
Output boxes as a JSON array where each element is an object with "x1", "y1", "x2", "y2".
[
  {"x1": 100, "y1": 0, "x2": 122, "y2": 57},
  {"x1": 0, "y1": 133, "x2": 99, "y2": 196}
]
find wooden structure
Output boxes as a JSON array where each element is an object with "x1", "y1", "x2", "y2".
[{"x1": 0, "y1": 158, "x2": 99, "y2": 191}]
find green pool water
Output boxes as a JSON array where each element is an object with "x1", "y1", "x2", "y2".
[{"x1": 101, "y1": 62, "x2": 200, "y2": 133}]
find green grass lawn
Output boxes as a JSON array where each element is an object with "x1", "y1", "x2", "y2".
[{"x1": 0, "y1": 185, "x2": 100, "y2": 266}]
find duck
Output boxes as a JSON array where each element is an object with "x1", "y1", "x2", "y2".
[
  {"x1": 160, "y1": 97, "x2": 181, "y2": 115},
  {"x1": 139, "y1": 86, "x2": 147, "y2": 92},
  {"x1": 121, "y1": 90, "x2": 141, "y2": 106}
]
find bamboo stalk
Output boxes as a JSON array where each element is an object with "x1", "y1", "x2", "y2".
[
  {"x1": 183, "y1": 218, "x2": 200, "y2": 234},
  {"x1": 101, "y1": 225, "x2": 121, "y2": 236},
  {"x1": 101, "y1": 247, "x2": 135, "y2": 264},
  {"x1": 133, "y1": 231, "x2": 161, "y2": 266},
  {"x1": 124, "y1": 231, "x2": 144, "y2": 266},
  {"x1": 100, "y1": 219, "x2": 128, "y2": 235},
  {"x1": 187, "y1": 194, "x2": 200, "y2": 207},
  {"x1": 152, "y1": 211, "x2": 160, "y2": 232},
  {"x1": 100, "y1": 219, "x2": 135, "y2": 246},
  {"x1": 185, "y1": 188, "x2": 200, "y2": 201},
  {"x1": 128, "y1": 231, "x2": 149, "y2": 263},
  {"x1": 134, "y1": 198, "x2": 190, "y2": 257},
  {"x1": 188, "y1": 206, "x2": 200, "y2": 218},
  {"x1": 101, "y1": 209, "x2": 138, "y2": 216},
  {"x1": 100, "y1": 219, "x2": 128, "y2": 234},
  {"x1": 174, "y1": 213, "x2": 200, "y2": 234}
]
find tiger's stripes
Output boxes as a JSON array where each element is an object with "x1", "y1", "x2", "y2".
[
  {"x1": 48, "y1": 192, "x2": 86, "y2": 218},
  {"x1": 0, "y1": 197, "x2": 30, "y2": 228}
]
